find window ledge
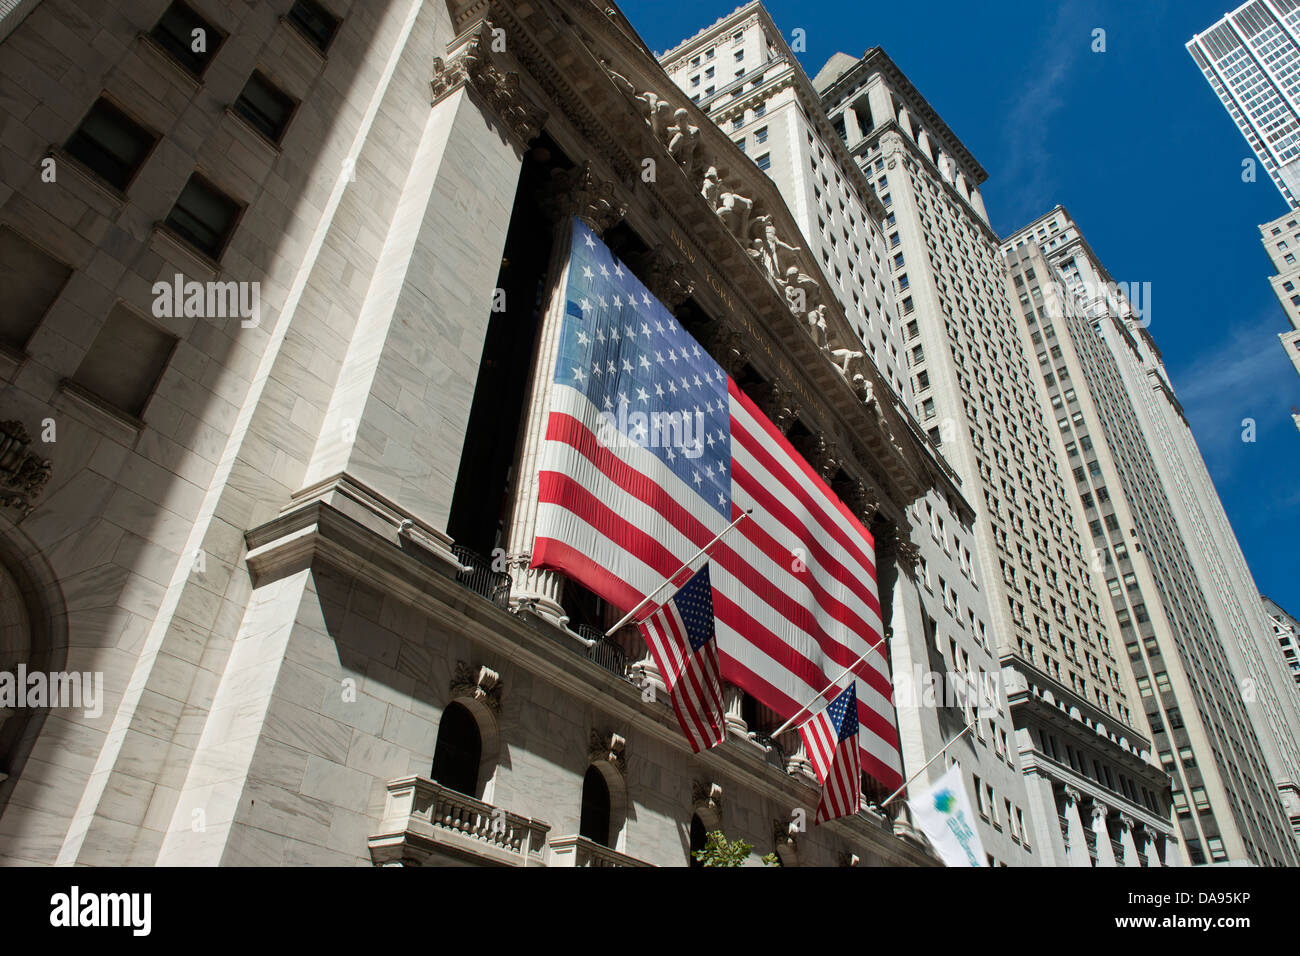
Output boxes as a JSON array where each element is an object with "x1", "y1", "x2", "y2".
[
  {"x1": 57, "y1": 379, "x2": 144, "y2": 442},
  {"x1": 134, "y1": 32, "x2": 204, "y2": 91},
  {"x1": 150, "y1": 223, "x2": 222, "y2": 280},
  {"x1": 47, "y1": 146, "x2": 128, "y2": 208},
  {"x1": 223, "y1": 106, "x2": 284, "y2": 156},
  {"x1": 279, "y1": 15, "x2": 330, "y2": 62},
  {"x1": 0, "y1": 342, "x2": 26, "y2": 379}
]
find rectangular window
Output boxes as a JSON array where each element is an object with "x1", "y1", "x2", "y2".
[
  {"x1": 64, "y1": 99, "x2": 158, "y2": 191},
  {"x1": 0, "y1": 227, "x2": 72, "y2": 350},
  {"x1": 233, "y1": 71, "x2": 298, "y2": 144},
  {"x1": 71, "y1": 305, "x2": 176, "y2": 418},
  {"x1": 287, "y1": 0, "x2": 340, "y2": 53},
  {"x1": 754, "y1": 125, "x2": 768, "y2": 144},
  {"x1": 163, "y1": 174, "x2": 243, "y2": 259},
  {"x1": 150, "y1": 1, "x2": 224, "y2": 76},
  {"x1": 755, "y1": 152, "x2": 771, "y2": 171}
]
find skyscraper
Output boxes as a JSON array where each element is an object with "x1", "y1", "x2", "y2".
[
  {"x1": 1004, "y1": 208, "x2": 1300, "y2": 864},
  {"x1": 661, "y1": 4, "x2": 1038, "y2": 865},
  {"x1": 1188, "y1": 0, "x2": 1300, "y2": 209}
]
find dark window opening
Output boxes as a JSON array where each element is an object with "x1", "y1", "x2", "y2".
[
  {"x1": 64, "y1": 99, "x2": 158, "y2": 191},
  {"x1": 430, "y1": 702, "x2": 481, "y2": 797},
  {"x1": 287, "y1": 0, "x2": 340, "y2": 53},
  {"x1": 579, "y1": 765, "x2": 612, "y2": 847},
  {"x1": 447, "y1": 137, "x2": 567, "y2": 559},
  {"x1": 689, "y1": 813, "x2": 707, "y2": 867},
  {"x1": 150, "y1": 1, "x2": 224, "y2": 76},
  {"x1": 163, "y1": 173, "x2": 242, "y2": 259},
  {"x1": 233, "y1": 71, "x2": 297, "y2": 143}
]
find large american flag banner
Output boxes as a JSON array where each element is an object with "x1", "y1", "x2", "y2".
[
  {"x1": 532, "y1": 218, "x2": 903, "y2": 790},
  {"x1": 638, "y1": 562, "x2": 726, "y2": 752},
  {"x1": 799, "y1": 682, "x2": 863, "y2": 823}
]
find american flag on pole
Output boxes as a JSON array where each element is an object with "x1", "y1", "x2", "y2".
[
  {"x1": 637, "y1": 562, "x2": 725, "y2": 752},
  {"x1": 531, "y1": 218, "x2": 902, "y2": 790},
  {"x1": 799, "y1": 682, "x2": 863, "y2": 823}
]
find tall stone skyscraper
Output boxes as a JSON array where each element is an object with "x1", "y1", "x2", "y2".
[
  {"x1": 1189, "y1": 2, "x2": 1300, "y2": 384},
  {"x1": 1257, "y1": 210, "x2": 1300, "y2": 380},
  {"x1": 662, "y1": 3, "x2": 1038, "y2": 866},
  {"x1": 1004, "y1": 208, "x2": 1300, "y2": 864},
  {"x1": 808, "y1": 47, "x2": 1178, "y2": 865},
  {"x1": 1188, "y1": 0, "x2": 1300, "y2": 209}
]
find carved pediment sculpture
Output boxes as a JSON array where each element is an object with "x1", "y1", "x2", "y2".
[
  {"x1": 806, "y1": 303, "x2": 829, "y2": 350},
  {"x1": 667, "y1": 108, "x2": 702, "y2": 180}
]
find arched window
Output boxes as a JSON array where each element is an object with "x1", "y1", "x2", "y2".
[
  {"x1": 689, "y1": 813, "x2": 707, "y2": 867},
  {"x1": 579, "y1": 765, "x2": 611, "y2": 847},
  {"x1": 430, "y1": 702, "x2": 481, "y2": 797}
]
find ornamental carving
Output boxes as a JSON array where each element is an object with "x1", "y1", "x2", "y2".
[
  {"x1": 696, "y1": 319, "x2": 747, "y2": 378},
  {"x1": 431, "y1": 21, "x2": 547, "y2": 146},
  {"x1": 691, "y1": 780, "x2": 723, "y2": 813},
  {"x1": 589, "y1": 729, "x2": 627, "y2": 776},
  {"x1": 450, "y1": 661, "x2": 502, "y2": 713},
  {"x1": 541, "y1": 161, "x2": 626, "y2": 236},
  {"x1": 846, "y1": 479, "x2": 882, "y2": 526},
  {"x1": 755, "y1": 380, "x2": 797, "y2": 436},
  {"x1": 641, "y1": 252, "x2": 695, "y2": 311},
  {"x1": 894, "y1": 539, "x2": 921, "y2": 577},
  {"x1": 0, "y1": 420, "x2": 52, "y2": 517}
]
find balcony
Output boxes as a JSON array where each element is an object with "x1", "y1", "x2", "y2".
[
  {"x1": 548, "y1": 835, "x2": 654, "y2": 867},
  {"x1": 369, "y1": 776, "x2": 550, "y2": 867},
  {"x1": 451, "y1": 545, "x2": 511, "y2": 608}
]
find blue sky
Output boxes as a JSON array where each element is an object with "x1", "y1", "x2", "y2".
[{"x1": 620, "y1": 0, "x2": 1300, "y2": 615}]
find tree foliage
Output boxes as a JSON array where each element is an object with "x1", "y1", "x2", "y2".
[{"x1": 692, "y1": 829, "x2": 780, "y2": 867}]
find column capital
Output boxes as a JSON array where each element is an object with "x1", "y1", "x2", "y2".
[
  {"x1": 1062, "y1": 786, "x2": 1082, "y2": 806},
  {"x1": 1090, "y1": 802, "x2": 1111, "y2": 824},
  {"x1": 641, "y1": 251, "x2": 696, "y2": 311},
  {"x1": 541, "y1": 161, "x2": 627, "y2": 236},
  {"x1": 431, "y1": 21, "x2": 547, "y2": 147}
]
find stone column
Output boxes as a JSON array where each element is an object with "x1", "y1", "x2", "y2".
[
  {"x1": 501, "y1": 163, "x2": 626, "y2": 627},
  {"x1": 1062, "y1": 787, "x2": 1092, "y2": 867},
  {"x1": 300, "y1": 26, "x2": 543, "y2": 535},
  {"x1": 969, "y1": 187, "x2": 989, "y2": 224},
  {"x1": 896, "y1": 106, "x2": 914, "y2": 138},
  {"x1": 915, "y1": 128, "x2": 932, "y2": 162},
  {"x1": 1117, "y1": 814, "x2": 1140, "y2": 867},
  {"x1": 785, "y1": 735, "x2": 814, "y2": 779},
  {"x1": 844, "y1": 104, "x2": 864, "y2": 144},
  {"x1": 723, "y1": 684, "x2": 748, "y2": 735},
  {"x1": 1091, "y1": 802, "x2": 1117, "y2": 867}
]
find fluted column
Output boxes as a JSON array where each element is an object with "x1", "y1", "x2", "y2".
[
  {"x1": 502, "y1": 164, "x2": 626, "y2": 626},
  {"x1": 1141, "y1": 829, "x2": 1160, "y2": 867},
  {"x1": 896, "y1": 106, "x2": 914, "y2": 138},
  {"x1": 1062, "y1": 787, "x2": 1092, "y2": 867},
  {"x1": 915, "y1": 128, "x2": 932, "y2": 162},
  {"x1": 785, "y1": 735, "x2": 814, "y2": 779},
  {"x1": 1117, "y1": 814, "x2": 1140, "y2": 867},
  {"x1": 1091, "y1": 802, "x2": 1117, "y2": 867},
  {"x1": 723, "y1": 684, "x2": 748, "y2": 735}
]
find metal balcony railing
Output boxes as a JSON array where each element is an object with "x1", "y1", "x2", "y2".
[
  {"x1": 576, "y1": 624, "x2": 628, "y2": 677},
  {"x1": 451, "y1": 545, "x2": 510, "y2": 609}
]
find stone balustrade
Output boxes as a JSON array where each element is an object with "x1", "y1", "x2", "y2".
[
  {"x1": 548, "y1": 835, "x2": 654, "y2": 867},
  {"x1": 369, "y1": 776, "x2": 550, "y2": 867}
]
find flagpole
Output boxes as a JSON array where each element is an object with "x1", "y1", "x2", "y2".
[
  {"x1": 603, "y1": 508, "x2": 753, "y2": 638},
  {"x1": 768, "y1": 633, "x2": 889, "y2": 739},
  {"x1": 875, "y1": 721, "x2": 975, "y2": 809}
]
